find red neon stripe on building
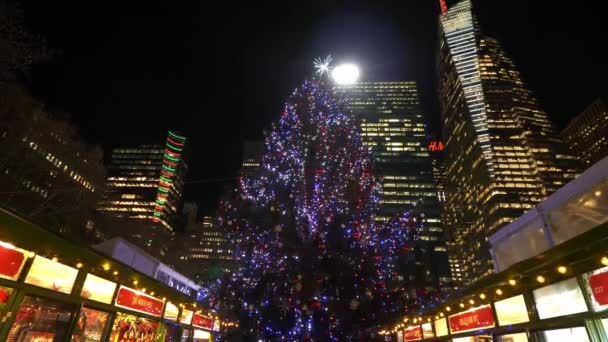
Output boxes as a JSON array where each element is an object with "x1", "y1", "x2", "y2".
[{"x1": 167, "y1": 138, "x2": 185, "y2": 147}]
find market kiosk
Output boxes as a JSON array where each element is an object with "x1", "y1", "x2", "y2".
[
  {"x1": 382, "y1": 157, "x2": 608, "y2": 342},
  {"x1": 0, "y1": 208, "x2": 229, "y2": 341}
]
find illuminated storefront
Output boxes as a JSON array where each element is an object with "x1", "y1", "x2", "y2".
[{"x1": 0, "y1": 208, "x2": 232, "y2": 341}]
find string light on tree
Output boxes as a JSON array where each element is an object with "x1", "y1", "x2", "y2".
[{"x1": 217, "y1": 79, "x2": 431, "y2": 340}]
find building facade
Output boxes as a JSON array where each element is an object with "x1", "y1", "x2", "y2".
[
  {"x1": 438, "y1": 0, "x2": 581, "y2": 284},
  {"x1": 0, "y1": 85, "x2": 105, "y2": 240},
  {"x1": 177, "y1": 216, "x2": 235, "y2": 283},
  {"x1": 561, "y1": 96, "x2": 608, "y2": 167},
  {"x1": 428, "y1": 141, "x2": 464, "y2": 288},
  {"x1": 337, "y1": 82, "x2": 451, "y2": 290},
  {"x1": 240, "y1": 140, "x2": 264, "y2": 176},
  {"x1": 98, "y1": 131, "x2": 188, "y2": 233}
]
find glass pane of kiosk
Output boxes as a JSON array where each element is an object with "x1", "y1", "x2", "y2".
[
  {"x1": 7, "y1": 296, "x2": 74, "y2": 342},
  {"x1": 533, "y1": 278, "x2": 587, "y2": 319},
  {"x1": 193, "y1": 329, "x2": 211, "y2": 342},
  {"x1": 543, "y1": 327, "x2": 590, "y2": 342},
  {"x1": 496, "y1": 333, "x2": 528, "y2": 342},
  {"x1": 0, "y1": 285, "x2": 14, "y2": 311},
  {"x1": 0, "y1": 286, "x2": 15, "y2": 331},
  {"x1": 109, "y1": 312, "x2": 160, "y2": 342},
  {"x1": 181, "y1": 328, "x2": 193, "y2": 342},
  {"x1": 452, "y1": 336, "x2": 492, "y2": 342},
  {"x1": 71, "y1": 307, "x2": 110, "y2": 342}
]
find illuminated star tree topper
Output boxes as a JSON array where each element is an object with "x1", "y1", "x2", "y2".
[{"x1": 313, "y1": 55, "x2": 333, "y2": 76}]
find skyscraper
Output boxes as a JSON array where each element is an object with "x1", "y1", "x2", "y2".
[
  {"x1": 176, "y1": 216, "x2": 235, "y2": 283},
  {"x1": 337, "y1": 82, "x2": 451, "y2": 289},
  {"x1": 98, "y1": 131, "x2": 188, "y2": 233},
  {"x1": 438, "y1": 0, "x2": 581, "y2": 284},
  {"x1": 428, "y1": 140, "x2": 464, "y2": 288},
  {"x1": 561, "y1": 96, "x2": 608, "y2": 167},
  {"x1": 241, "y1": 140, "x2": 264, "y2": 176}
]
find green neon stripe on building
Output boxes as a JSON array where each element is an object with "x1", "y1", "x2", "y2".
[
  {"x1": 162, "y1": 165, "x2": 176, "y2": 172},
  {"x1": 166, "y1": 143, "x2": 183, "y2": 152},
  {"x1": 164, "y1": 154, "x2": 180, "y2": 162},
  {"x1": 168, "y1": 131, "x2": 187, "y2": 141}
]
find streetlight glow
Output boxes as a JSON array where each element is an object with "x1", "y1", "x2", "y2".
[{"x1": 332, "y1": 63, "x2": 360, "y2": 85}]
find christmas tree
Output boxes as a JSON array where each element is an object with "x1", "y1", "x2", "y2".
[{"x1": 218, "y1": 80, "x2": 425, "y2": 340}]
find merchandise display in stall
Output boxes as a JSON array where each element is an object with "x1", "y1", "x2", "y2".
[
  {"x1": 108, "y1": 312, "x2": 160, "y2": 342},
  {"x1": 71, "y1": 307, "x2": 110, "y2": 342},
  {"x1": 24, "y1": 255, "x2": 78, "y2": 294},
  {"x1": 495, "y1": 332, "x2": 529, "y2": 342},
  {"x1": 192, "y1": 329, "x2": 211, "y2": 342},
  {"x1": 160, "y1": 321, "x2": 181, "y2": 342},
  {"x1": 0, "y1": 242, "x2": 28, "y2": 281},
  {"x1": 7, "y1": 296, "x2": 74, "y2": 342},
  {"x1": 181, "y1": 328, "x2": 193, "y2": 342},
  {"x1": 0, "y1": 285, "x2": 14, "y2": 311}
]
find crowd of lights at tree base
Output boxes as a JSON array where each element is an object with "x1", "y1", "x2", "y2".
[{"x1": 217, "y1": 80, "x2": 443, "y2": 340}]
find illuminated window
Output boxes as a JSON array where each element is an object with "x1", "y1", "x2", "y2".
[
  {"x1": 164, "y1": 302, "x2": 179, "y2": 322},
  {"x1": 71, "y1": 307, "x2": 110, "y2": 341},
  {"x1": 434, "y1": 318, "x2": 448, "y2": 336},
  {"x1": 422, "y1": 322, "x2": 434, "y2": 338},
  {"x1": 81, "y1": 274, "x2": 117, "y2": 304},
  {"x1": 25, "y1": 256, "x2": 78, "y2": 294},
  {"x1": 180, "y1": 309, "x2": 193, "y2": 325},
  {"x1": 494, "y1": 295, "x2": 529, "y2": 326},
  {"x1": 533, "y1": 278, "x2": 587, "y2": 319}
]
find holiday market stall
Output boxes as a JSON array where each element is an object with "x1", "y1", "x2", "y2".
[
  {"x1": 0, "y1": 208, "x2": 230, "y2": 341},
  {"x1": 381, "y1": 159, "x2": 608, "y2": 341}
]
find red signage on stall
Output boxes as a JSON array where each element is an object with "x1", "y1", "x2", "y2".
[
  {"x1": 448, "y1": 305, "x2": 495, "y2": 333},
  {"x1": 402, "y1": 325, "x2": 422, "y2": 341},
  {"x1": 192, "y1": 313, "x2": 214, "y2": 330},
  {"x1": 115, "y1": 286, "x2": 163, "y2": 317},
  {"x1": 0, "y1": 244, "x2": 26, "y2": 280},
  {"x1": 589, "y1": 271, "x2": 608, "y2": 305}
]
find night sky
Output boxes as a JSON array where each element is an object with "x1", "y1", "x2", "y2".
[{"x1": 22, "y1": 0, "x2": 608, "y2": 213}]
